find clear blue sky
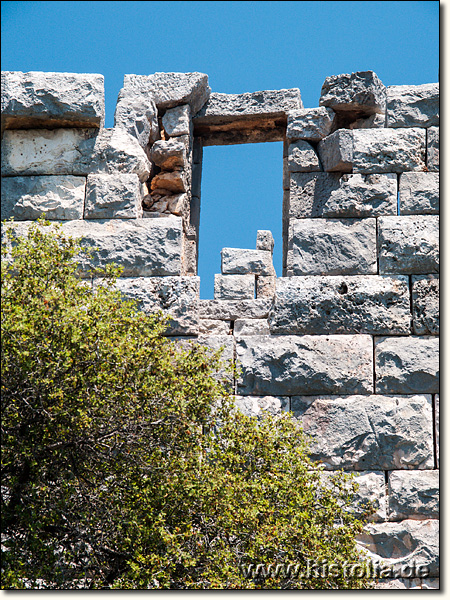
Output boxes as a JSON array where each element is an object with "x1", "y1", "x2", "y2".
[{"x1": 1, "y1": 1, "x2": 440, "y2": 298}]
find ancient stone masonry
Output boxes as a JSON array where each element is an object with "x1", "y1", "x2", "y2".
[{"x1": 1, "y1": 69, "x2": 439, "y2": 589}]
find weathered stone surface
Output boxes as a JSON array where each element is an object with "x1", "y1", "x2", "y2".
[
  {"x1": 1, "y1": 128, "x2": 151, "y2": 181},
  {"x1": 286, "y1": 107, "x2": 334, "y2": 142},
  {"x1": 84, "y1": 173, "x2": 142, "y2": 219},
  {"x1": 291, "y1": 395, "x2": 433, "y2": 470},
  {"x1": 378, "y1": 215, "x2": 439, "y2": 274},
  {"x1": 412, "y1": 275, "x2": 439, "y2": 335},
  {"x1": 198, "y1": 319, "x2": 231, "y2": 335},
  {"x1": 287, "y1": 218, "x2": 377, "y2": 276},
  {"x1": 234, "y1": 395, "x2": 289, "y2": 418},
  {"x1": 256, "y1": 230, "x2": 274, "y2": 253},
  {"x1": 1, "y1": 175, "x2": 85, "y2": 220},
  {"x1": 287, "y1": 140, "x2": 321, "y2": 172},
  {"x1": 214, "y1": 274, "x2": 255, "y2": 300},
  {"x1": 386, "y1": 83, "x2": 439, "y2": 128},
  {"x1": 150, "y1": 170, "x2": 186, "y2": 194},
  {"x1": 150, "y1": 138, "x2": 187, "y2": 170},
  {"x1": 113, "y1": 276, "x2": 199, "y2": 335},
  {"x1": 357, "y1": 520, "x2": 439, "y2": 577},
  {"x1": 256, "y1": 275, "x2": 276, "y2": 299},
  {"x1": 289, "y1": 172, "x2": 397, "y2": 218},
  {"x1": 317, "y1": 129, "x2": 353, "y2": 172},
  {"x1": 320, "y1": 71, "x2": 386, "y2": 116},
  {"x1": 353, "y1": 128, "x2": 426, "y2": 173},
  {"x1": 1, "y1": 71, "x2": 105, "y2": 130},
  {"x1": 399, "y1": 172, "x2": 439, "y2": 215},
  {"x1": 348, "y1": 112, "x2": 386, "y2": 129},
  {"x1": 435, "y1": 394, "x2": 439, "y2": 467},
  {"x1": 221, "y1": 248, "x2": 274, "y2": 276},
  {"x1": 234, "y1": 319, "x2": 270, "y2": 337},
  {"x1": 427, "y1": 126, "x2": 439, "y2": 171},
  {"x1": 269, "y1": 275, "x2": 411, "y2": 335},
  {"x1": 162, "y1": 104, "x2": 191, "y2": 137},
  {"x1": 236, "y1": 335, "x2": 373, "y2": 396},
  {"x1": 166, "y1": 194, "x2": 188, "y2": 216},
  {"x1": 388, "y1": 470, "x2": 439, "y2": 521},
  {"x1": 198, "y1": 299, "x2": 273, "y2": 321},
  {"x1": 375, "y1": 336, "x2": 439, "y2": 394}
]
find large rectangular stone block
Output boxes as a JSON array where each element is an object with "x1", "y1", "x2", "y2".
[
  {"x1": 269, "y1": 275, "x2": 411, "y2": 335},
  {"x1": 287, "y1": 218, "x2": 377, "y2": 275},
  {"x1": 319, "y1": 71, "x2": 387, "y2": 116},
  {"x1": 1, "y1": 175, "x2": 85, "y2": 220},
  {"x1": 234, "y1": 319, "x2": 270, "y2": 337},
  {"x1": 286, "y1": 107, "x2": 334, "y2": 142},
  {"x1": 388, "y1": 471, "x2": 439, "y2": 521},
  {"x1": 291, "y1": 394, "x2": 433, "y2": 470},
  {"x1": 84, "y1": 173, "x2": 142, "y2": 219},
  {"x1": 399, "y1": 172, "x2": 439, "y2": 215},
  {"x1": 386, "y1": 83, "x2": 439, "y2": 128},
  {"x1": 378, "y1": 215, "x2": 439, "y2": 274},
  {"x1": 412, "y1": 275, "x2": 439, "y2": 335},
  {"x1": 221, "y1": 248, "x2": 274, "y2": 276},
  {"x1": 1, "y1": 71, "x2": 105, "y2": 130},
  {"x1": 236, "y1": 334, "x2": 373, "y2": 396},
  {"x1": 214, "y1": 274, "x2": 255, "y2": 300},
  {"x1": 198, "y1": 299, "x2": 273, "y2": 321},
  {"x1": 317, "y1": 129, "x2": 353, "y2": 172},
  {"x1": 287, "y1": 140, "x2": 321, "y2": 172},
  {"x1": 427, "y1": 126, "x2": 439, "y2": 171},
  {"x1": 353, "y1": 128, "x2": 426, "y2": 173},
  {"x1": 375, "y1": 336, "x2": 439, "y2": 394}
]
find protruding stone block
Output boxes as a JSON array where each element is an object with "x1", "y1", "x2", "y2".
[
  {"x1": 427, "y1": 126, "x2": 439, "y2": 171},
  {"x1": 150, "y1": 138, "x2": 187, "y2": 170},
  {"x1": 84, "y1": 173, "x2": 142, "y2": 219},
  {"x1": 1, "y1": 175, "x2": 85, "y2": 220},
  {"x1": 256, "y1": 230, "x2": 274, "y2": 253},
  {"x1": 234, "y1": 395, "x2": 289, "y2": 418},
  {"x1": 399, "y1": 172, "x2": 439, "y2": 215},
  {"x1": 198, "y1": 299, "x2": 272, "y2": 321},
  {"x1": 269, "y1": 275, "x2": 411, "y2": 335},
  {"x1": 1, "y1": 71, "x2": 105, "y2": 131},
  {"x1": 286, "y1": 107, "x2": 334, "y2": 142},
  {"x1": 378, "y1": 215, "x2": 439, "y2": 274},
  {"x1": 221, "y1": 248, "x2": 274, "y2": 276},
  {"x1": 287, "y1": 140, "x2": 321, "y2": 172},
  {"x1": 291, "y1": 395, "x2": 433, "y2": 470},
  {"x1": 320, "y1": 71, "x2": 386, "y2": 117},
  {"x1": 353, "y1": 128, "x2": 426, "y2": 173},
  {"x1": 412, "y1": 275, "x2": 439, "y2": 335},
  {"x1": 234, "y1": 319, "x2": 270, "y2": 337},
  {"x1": 375, "y1": 336, "x2": 439, "y2": 394},
  {"x1": 317, "y1": 129, "x2": 353, "y2": 172},
  {"x1": 287, "y1": 218, "x2": 377, "y2": 276},
  {"x1": 386, "y1": 83, "x2": 439, "y2": 128},
  {"x1": 214, "y1": 274, "x2": 255, "y2": 300},
  {"x1": 388, "y1": 471, "x2": 439, "y2": 521},
  {"x1": 162, "y1": 104, "x2": 191, "y2": 137},
  {"x1": 236, "y1": 335, "x2": 373, "y2": 396}
]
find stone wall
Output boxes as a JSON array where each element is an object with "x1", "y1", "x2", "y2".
[{"x1": 1, "y1": 69, "x2": 439, "y2": 589}]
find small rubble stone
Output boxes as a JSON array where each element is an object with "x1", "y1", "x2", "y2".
[
  {"x1": 269, "y1": 275, "x2": 411, "y2": 335},
  {"x1": 375, "y1": 336, "x2": 439, "y2": 394},
  {"x1": 162, "y1": 104, "x2": 191, "y2": 137},
  {"x1": 427, "y1": 126, "x2": 439, "y2": 171},
  {"x1": 412, "y1": 275, "x2": 439, "y2": 335},
  {"x1": 198, "y1": 319, "x2": 232, "y2": 335},
  {"x1": 234, "y1": 319, "x2": 270, "y2": 337},
  {"x1": 291, "y1": 395, "x2": 433, "y2": 470},
  {"x1": 399, "y1": 172, "x2": 439, "y2": 215},
  {"x1": 234, "y1": 395, "x2": 289, "y2": 418},
  {"x1": 166, "y1": 194, "x2": 187, "y2": 216},
  {"x1": 317, "y1": 129, "x2": 353, "y2": 172},
  {"x1": 386, "y1": 83, "x2": 439, "y2": 128},
  {"x1": 198, "y1": 299, "x2": 273, "y2": 321},
  {"x1": 388, "y1": 470, "x2": 439, "y2": 521},
  {"x1": 287, "y1": 218, "x2": 377, "y2": 276},
  {"x1": 353, "y1": 128, "x2": 426, "y2": 173},
  {"x1": 84, "y1": 173, "x2": 142, "y2": 219},
  {"x1": 214, "y1": 274, "x2": 255, "y2": 300},
  {"x1": 287, "y1": 140, "x2": 321, "y2": 172},
  {"x1": 256, "y1": 275, "x2": 277, "y2": 299},
  {"x1": 150, "y1": 171, "x2": 186, "y2": 194},
  {"x1": 378, "y1": 215, "x2": 439, "y2": 274},
  {"x1": 221, "y1": 248, "x2": 274, "y2": 276},
  {"x1": 286, "y1": 107, "x2": 334, "y2": 142},
  {"x1": 256, "y1": 230, "x2": 274, "y2": 253},
  {"x1": 236, "y1": 334, "x2": 373, "y2": 396},
  {"x1": 320, "y1": 71, "x2": 386, "y2": 117},
  {"x1": 1, "y1": 175, "x2": 85, "y2": 220},
  {"x1": 150, "y1": 138, "x2": 187, "y2": 170}
]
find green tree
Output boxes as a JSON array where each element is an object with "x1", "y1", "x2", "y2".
[{"x1": 1, "y1": 221, "x2": 373, "y2": 589}]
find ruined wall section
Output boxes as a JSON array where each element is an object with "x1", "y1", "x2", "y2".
[{"x1": 1, "y1": 70, "x2": 439, "y2": 589}]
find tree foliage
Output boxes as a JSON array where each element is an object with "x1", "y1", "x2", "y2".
[{"x1": 1, "y1": 221, "x2": 373, "y2": 589}]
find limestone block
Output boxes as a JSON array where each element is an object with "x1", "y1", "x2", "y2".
[
  {"x1": 386, "y1": 83, "x2": 439, "y2": 128},
  {"x1": 256, "y1": 275, "x2": 276, "y2": 299},
  {"x1": 234, "y1": 319, "x2": 270, "y2": 337},
  {"x1": 1, "y1": 175, "x2": 85, "y2": 220},
  {"x1": 269, "y1": 275, "x2": 411, "y2": 335},
  {"x1": 287, "y1": 140, "x2": 321, "y2": 172},
  {"x1": 320, "y1": 71, "x2": 386, "y2": 116},
  {"x1": 113, "y1": 276, "x2": 199, "y2": 336},
  {"x1": 198, "y1": 299, "x2": 273, "y2": 321},
  {"x1": 150, "y1": 171, "x2": 186, "y2": 194},
  {"x1": 317, "y1": 129, "x2": 353, "y2": 172},
  {"x1": 214, "y1": 274, "x2": 255, "y2": 300},
  {"x1": 399, "y1": 172, "x2": 439, "y2": 215},
  {"x1": 166, "y1": 194, "x2": 188, "y2": 217},
  {"x1": 198, "y1": 319, "x2": 232, "y2": 335},
  {"x1": 162, "y1": 104, "x2": 191, "y2": 137},
  {"x1": 221, "y1": 248, "x2": 274, "y2": 276},
  {"x1": 378, "y1": 215, "x2": 439, "y2": 274},
  {"x1": 291, "y1": 395, "x2": 433, "y2": 470},
  {"x1": 256, "y1": 230, "x2": 274, "y2": 253},
  {"x1": 1, "y1": 71, "x2": 104, "y2": 130},
  {"x1": 84, "y1": 173, "x2": 142, "y2": 219},
  {"x1": 357, "y1": 520, "x2": 439, "y2": 577},
  {"x1": 289, "y1": 172, "x2": 397, "y2": 219},
  {"x1": 375, "y1": 336, "x2": 439, "y2": 394},
  {"x1": 435, "y1": 394, "x2": 439, "y2": 467},
  {"x1": 388, "y1": 470, "x2": 439, "y2": 521},
  {"x1": 427, "y1": 126, "x2": 439, "y2": 171},
  {"x1": 236, "y1": 335, "x2": 373, "y2": 396},
  {"x1": 286, "y1": 107, "x2": 334, "y2": 142},
  {"x1": 353, "y1": 128, "x2": 426, "y2": 173},
  {"x1": 114, "y1": 77, "x2": 159, "y2": 149},
  {"x1": 1, "y1": 128, "x2": 151, "y2": 182},
  {"x1": 348, "y1": 112, "x2": 386, "y2": 129},
  {"x1": 287, "y1": 218, "x2": 377, "y2": 276},
  {"x1": 234, "y1": 395, "x2": 289, "y2": 418},
  {"x1": 412, "y1": 275, "x2": 439, "y2": 335},
  {"x1": 150, "y1": 138, "x2": 187, "y2": 170}
]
